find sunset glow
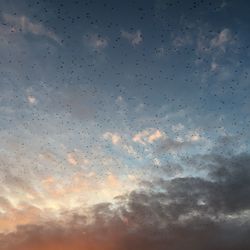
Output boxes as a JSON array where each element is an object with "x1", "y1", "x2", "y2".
[{"x1": 1, "y1": 0, "x2": 250, "y2": 249}]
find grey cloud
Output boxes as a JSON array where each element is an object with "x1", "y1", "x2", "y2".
[
  {"x1": 157, "y1": 137, "x2": 192, "y2": 153},
  {"x1": 84, "y1": 33, "x2": 109, "y2": 50},
  {"x1": 1, "y1": 153, "x2": 250, "y2": 250},
  {"x1": 161, "y1": 163, "x2": 183, "y2": 176},
  {"x1": 121, "y1": 30, "x2": 143, "y2": 46}
]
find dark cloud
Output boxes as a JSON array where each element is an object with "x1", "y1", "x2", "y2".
[
  {"x1": 161, "y1": 162, "x2": 183, "y2": 176},
  {"x1": 1, "y1": 153, "x2": 250, "y2": 250}
]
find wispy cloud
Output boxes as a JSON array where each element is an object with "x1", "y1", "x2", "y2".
[
  {"x1": 210, "y1": 28, "x2": 232, "y2": 49},
  {"x1": 2, "y1": 13, "x2": 61, "y2": 44},
  {"x1": 121, "y1": 30, "x2": 143, "y2": 46}
]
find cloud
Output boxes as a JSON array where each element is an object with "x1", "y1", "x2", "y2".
[
  {"x1": 27, "y1": 95, "x2": 37, "y2": 105},
  {"x1": 172, "y1": 33, "x2": 193, "y2": 48},
  {"x1": 2, "y1": 13, "x2": 60, "y2": 43},
  {"x1": 121, "y1": 30, "x2": 143, "y2": 46},
  {"x1": 148, "y1": 130, "x2": 165, "y2": 143},
  {"x1": 171, "y1": 123, "x2": 184, "y2": 133},
  {"x1": 84, "y1": 33, "x2": 108, "y2": 50},
  {"x1": 106, "y1": 172, "x2": 120, "y2": 188},
  {"x1": 103, "y1": 132, "x2": 122, "y2": 145},
  {"x1": 67, "y1": 152, "x2": 78, "y2": 166},
  {"x1": 161, "y1": 162, "x2": 184, "y2": 177},
  {"x1": 157, "y1": 137, "x2": 190, "y2": 152},
  {"x1": 1, "y1": 153, "x2": 250, "y2": 250},
  {"x1": 155, "y1": 129, "x2": 205, "y2": 154},
  {"x1": 0, "y1": 197, "x2": 42, "y2": 233},
  {"x1": 133, "y1": 129, "x2": 165, "y2": 145},
  {"x1": 103, "y1": 132, "x2": 138, "y2": 157},
  {"x1": 185, "y1": 130, "x2": 203, "y2": 142},
  {"x1": 210, "y1": 28, "x2": 232, "y2": 48}
]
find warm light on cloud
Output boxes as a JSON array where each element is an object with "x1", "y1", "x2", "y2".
[
  {"x1": 186, "y1": 130, "x2": 203, "y2": 142},
  {"x1": 0, "y1": 1, "x2": 249, "y2": 249},
  {"x1": 103, "y1": 132, "x2": 122, "y2": 145},
  {"x1": 106, "y1": 172, "x2": 120, "y2": 187},
  {"x1": 133, "y1": 129, "x2": 165, "y2": 145},
  {"x1": 148, "y1": 129, "x2": 165, "y2": 143},
  {"x1": 102, "y1": 132, "x2": 138, "y2": 157},
  {"x1": 67, "y1": 152, "x2": 78, "y2": 166},
  {"x1": 27, "y1": 95, "x2": 37, "y2": 105}
]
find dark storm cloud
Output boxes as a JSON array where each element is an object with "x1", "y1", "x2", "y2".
[{"x1": 1, "y1": 153, "x2": 250, "y2": 250}]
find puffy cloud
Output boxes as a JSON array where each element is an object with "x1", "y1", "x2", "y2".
[
  {"x1": 27, "y1": 95, "x2": 37, "y2": 105},
  {"x1": 84, "y1": 33, "x2": 108, "y2": 50},
  {"x1": 148, "y1": 130, "x2": 164, "y2": 143},
  {"x1": 121, "y1": 30, "x2": 143, "y2": 46},
  {"x1": 103, "y1": 132, "x2": 122, "y2": 145},
  {"x1": 2, "y1": 13, "x2": 60, "y2": 43},
  {"x1": 133, "y1": 129, "x2": 165, "y2": 145}
]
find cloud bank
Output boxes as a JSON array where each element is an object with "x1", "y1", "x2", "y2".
[{"x1": 1, "y1": 153, "x2": 250, "y2": 250}]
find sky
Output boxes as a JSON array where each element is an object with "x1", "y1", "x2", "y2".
[{"x1": 0, "y1": 0, "x2": 250, "y2": 249}]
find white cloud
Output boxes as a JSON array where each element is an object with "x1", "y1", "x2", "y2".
[
  {"x1": 171, "y1": 123, "x2": 185, "y2": 133},
  {"x1": 121, "y1": 30, "x2": 143, "y2": 46},
  {"x1": 27, "y1": 95, "x2": 37, "y2": 105},
  {"x1": 2, "y1": 13, "x2": 60, "y2": 43},
  {"x1": 172, "y1": 33, "x2": 192, "y2": 48},
  {"x1": 210, "y1": 28, "x2": 232, "y2": 49},
  {"x1": 211, "y1": 62, "x2": 219, "y2": 71},
  {"x1": 84, "y1": 33, "x2": 108, "y2": 50},
  {"x1": 116, "y1": 95, "x2": 124, "y2": 103},
  {"x1": 153, "y1": 158, "x2": 161, "y2": 166}
]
